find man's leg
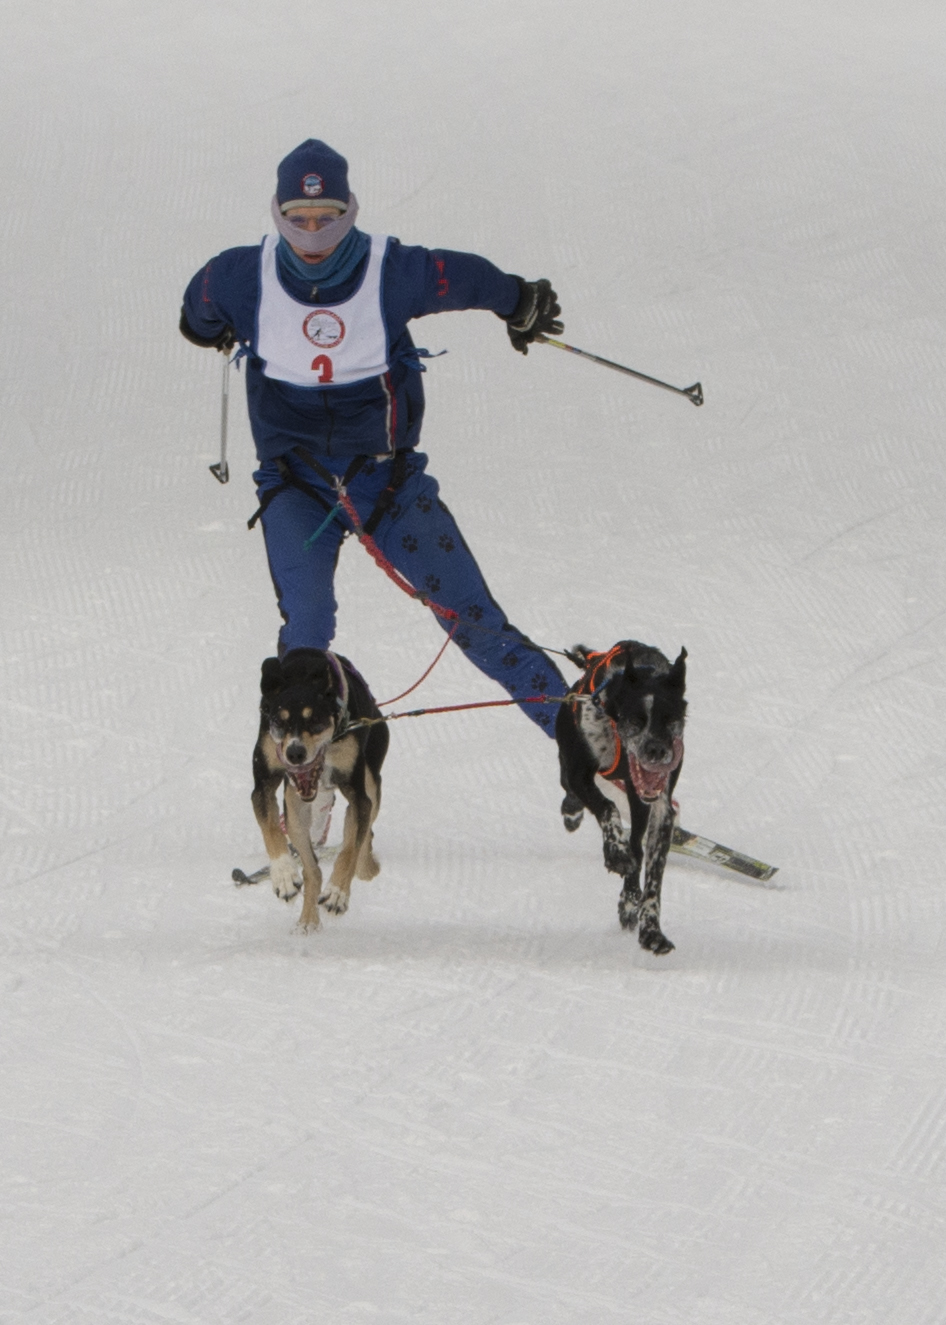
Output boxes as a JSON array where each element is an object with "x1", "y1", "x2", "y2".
[
  {"x1": 256, "y1": 465, "x2": 348, "y2": 656},
  {"x1": 357, "y1": 455, "x2": 568, "y2": 734}
]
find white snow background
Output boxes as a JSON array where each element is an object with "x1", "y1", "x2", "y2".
[{"x1": 2, "y1": 1, "x2": 945, "y2": 1321}]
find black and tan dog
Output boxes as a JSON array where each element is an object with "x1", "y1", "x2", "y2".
[
  {"x1": 252, "y1": 648, "x2": 389, "y2": 931},
  {"x1": 556, "y1": 641, "x2": 687, "y2": 954}
]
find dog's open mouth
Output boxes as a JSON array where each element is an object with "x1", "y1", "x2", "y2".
[
  {"x1": 627, "y1": 738, "x2": 684, "y2": 803},
  {"x1": 279, "y1": 748, "x2": 327, "y2": 801}
]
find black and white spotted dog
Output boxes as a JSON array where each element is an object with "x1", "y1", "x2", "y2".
[
  {"x1": 556, "y1": 641, "x2": 687, "y2": 954},
  {"x1": 252, "y1": 648, "x2": 389, "y2": 931}
]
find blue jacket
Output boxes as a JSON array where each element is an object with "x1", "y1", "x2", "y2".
[{"x1": 181, "y1": 237, "x2": 521, "y2": 463}]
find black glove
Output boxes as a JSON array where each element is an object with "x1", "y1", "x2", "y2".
[
  {"x1": 504, "y1": 277, "x2": 563, "y2": 355},
  {"x1": 179, "y1": 306, "x2": 236, "y2": 353}
]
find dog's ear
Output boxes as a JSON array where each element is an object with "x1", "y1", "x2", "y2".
[
  {"x1": 260, "y1": 656, "x2": 283, "y2": 696},
  {"x1": 668, "y1": 647, "x2": 687, "y2": 689}
]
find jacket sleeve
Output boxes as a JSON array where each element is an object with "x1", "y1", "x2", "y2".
[
  {"x1": 180, "y1": 246, "x2": 260, "y2": 345},
  {"x1": 181, "y1": 260, "x2": 232, "y2": 343},
  {"x1": 382, "y1": 240, "x2": 522, "y2": 325}
]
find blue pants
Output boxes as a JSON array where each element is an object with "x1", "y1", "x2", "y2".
[{"x1": 255, "y1": 450, "x2": 565, "y2": 734}]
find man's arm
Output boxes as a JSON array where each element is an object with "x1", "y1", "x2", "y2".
[
  {"x1": 180, "y1": 248, "x2": 260, "y2": 350},
  {"x1": 383, "y1": 241, "x2": 562, "y2": 353}
]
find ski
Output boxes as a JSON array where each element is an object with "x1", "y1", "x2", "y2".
[
  {"x1": 671, "y1": 826, "x2": 778, "y2": 883},
  {"x1": 234, "y1": 833, "x2": 776, "y2": 886},
  {"x1": 232, "y1": 862, "x2": 275, "y2": 887}
]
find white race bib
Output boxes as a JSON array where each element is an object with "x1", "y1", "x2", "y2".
[{"x1": 256, "y1": 233, "x2": 390, "y2": 387}]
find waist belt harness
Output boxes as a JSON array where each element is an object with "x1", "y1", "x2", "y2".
[{"x1": 247, "y1": 447, "x2": 411, "y2": 538}]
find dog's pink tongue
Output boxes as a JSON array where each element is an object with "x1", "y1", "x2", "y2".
[
  {"x1": 287, "y1": 751, "x2": 326, "y2": 802},
  {"x1": 628, "y1": 757, "x2": 669, "y2": 801}
]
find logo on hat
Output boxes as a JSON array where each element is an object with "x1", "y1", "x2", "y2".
[
  {"x1": 301, "y1": 173, "x2": 324, "y2": 197},
  {"x1": 303, "y1": 310, "x2": 345, "y2": 348}
]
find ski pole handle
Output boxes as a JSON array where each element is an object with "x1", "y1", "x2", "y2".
[
  {"x1": 536, "y1": 335, "x2": 703, "y2": 406},
  {"x1": 210, "y1": 354, "x2": 230, "y2": 483}
]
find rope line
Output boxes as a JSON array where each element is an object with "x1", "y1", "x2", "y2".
[
  {"x1": 335, "y1": 488, "x2": 459, "y2": 624},
  {"x1": 344, "y1": 691, "x2": 592, "y2": 737},
  {"x1": 377, "y1": 621, "x2": 460, "y2": 706}
]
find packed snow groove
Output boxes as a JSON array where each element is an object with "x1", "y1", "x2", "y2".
[{"x1": 2, "y1": 2, "x2": 946, "y2": 1322}]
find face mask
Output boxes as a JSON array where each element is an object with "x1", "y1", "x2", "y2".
[{"x1": 270, "y1": 194, "x2": 360, "y2": 254}]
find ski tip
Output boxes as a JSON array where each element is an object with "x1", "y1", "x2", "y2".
[{"x1": 754, "y1": 864, "x2": 783, "y2": 888}]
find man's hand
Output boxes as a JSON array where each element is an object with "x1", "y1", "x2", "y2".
[
  {"x1": 505, "y1": 278, "x2": 563, "y2": 355},
  {"x1": 212, "y1": 326, "x2": 237, "y2": 354},
  {"x1": 179, "y1": 307, "x2": 237, "y2": 353}
]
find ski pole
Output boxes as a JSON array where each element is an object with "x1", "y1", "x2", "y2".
[
  {"x1": 536, "y1": 334, "x2": 703, "y2": 406},
  {"x1": 209, "y1": 353, "x2": 230, "y2": 483}
]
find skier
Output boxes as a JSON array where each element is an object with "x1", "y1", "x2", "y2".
[{"x1": 180, "y1": 139, "x2": 568, "y2": 731}]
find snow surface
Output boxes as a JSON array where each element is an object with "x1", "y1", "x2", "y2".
[{"x1": 2, "y1": 1, "x2": 946, "y2": 1320}]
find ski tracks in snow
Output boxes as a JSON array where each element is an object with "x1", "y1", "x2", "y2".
[{"x1": 4, "y1": 1, "x2": 946, "y2": 1321}]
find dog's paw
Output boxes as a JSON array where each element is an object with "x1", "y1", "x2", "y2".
[
  {"x1": 601, "y1": 817, "x2": 635, "y2": 876},
  {"x1": 638, "y1": 922, "x2": 674, "y2": 956},
  {"x1": 319, "y1": 884, "x2": 350, "y2": 915},
  {"x1": 618, "y1": 887, "x2": 642, "y2": 932},
  {"x1": 561, "y1": 792, "x2": 584, "y2": 832},
  {"x1": 270, "y1": 854, "x2": 301, "y2": 902}
]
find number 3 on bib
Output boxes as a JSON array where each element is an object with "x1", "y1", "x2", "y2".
[{"x1": 311, "y1": 355, "x2": 334, "y2": 383}]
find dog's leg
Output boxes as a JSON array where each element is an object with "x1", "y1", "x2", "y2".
[
  {"x1": 354, "y1": 766, "x2": 382, "y2": 882},
  {"x1": 581, "y1": 774, "x2": 634, "y2": 877},
  {"x1": 560, "y1": 789, "x2": 585, "y2": 831},
  {"x1": 252, "y1": 767, "x2": 301, "y2": 902},
  {"x1": 594, "y1": 796, "x2": 633, "y2": 876},
  {"x1": 617, "y1": 794, "x2": 649, "y2": 933},
  {"x1": 284, "y1": 787, "x2": 323, "y2": 932},
  {"x1": 637, "y1": 795, "x2": 675, "y2": 955},
  {"x1": 557, "y1": 722, "x2": 586, "y2": 831},
  {"x1": 559, "y1": 753, "x2": 632, "y2": 878},
  {"x1": 558, "y1": 704, "x2": 634, "y2": 867},
  {"x1": 321, "y1": 783, "x2": 371, "y2": 914}
]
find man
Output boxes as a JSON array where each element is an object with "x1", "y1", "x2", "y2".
[{"x1": 180, "y1": 139, "x2": 567, "y2": 731}]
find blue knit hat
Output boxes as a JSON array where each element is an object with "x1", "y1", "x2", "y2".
[{"x1": 276, "y1": 140, "x2": 351, "y2": 212}]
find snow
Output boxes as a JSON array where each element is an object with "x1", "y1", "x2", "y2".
[{"x1": 2, "y1": 1, "x2": 945, "y2": 1320}]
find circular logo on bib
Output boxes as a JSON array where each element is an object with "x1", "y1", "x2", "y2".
[
  {"x1": 301, "y1": 173, "x2": 324, "y2": 197},
  {"x1": 303, "y1": 310, "x2": 346, "y2": 348}
]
